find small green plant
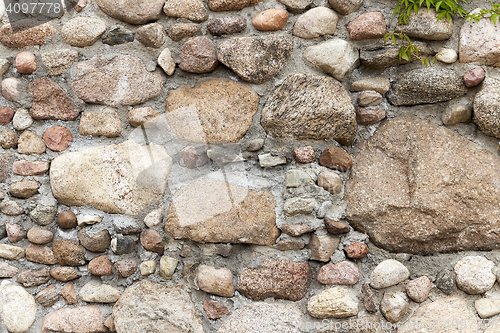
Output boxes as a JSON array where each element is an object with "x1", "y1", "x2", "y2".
[{"x1": 466, "y1": 1, "x2": 500, "y2": 23}]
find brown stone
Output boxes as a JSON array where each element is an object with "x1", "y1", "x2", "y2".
[
  {"x1": 17, "y1": 268, "x2": 51, "y2": 287},
  {"x1": 167, "y1": 23, "x2": 201, "y2": 41},
  {"x1": 17, "y1": 130, "x2": 46, "y2": 155},
  {"x1": 179, "y1": 146, "x2": 208, "y2": 169},
  {"x1": 361, "y1": 283, "x2": 378, "y2": 313},
  {"x1": 0, "y1": 154, "x2": 9, "y2": 183},
  {"x1": 239, "y1": 259, "x2": 311, "y2": 301},
  {"x1": 317, "y1": 261, "x2": 360, "y2": 285},
  {"x1": 28, "y1": 78, "x2": 78, "y2": 121},
  {"x1": 328, "y1": 0, "x2": 362, "y2": 15},
  {"x1": 6, "y1": 223, "x2": 26, "y2": 243},
  {"x1": 308, "y1": 234, "x2": 340, "y2": 262},
  {"x1": 26, "y1": 244, "x2": 57, "y2": 265},
  {"x1": 52, "y1": 240, "x2": 86, "y2": 266},
  {"x1": 15, "y1": 51, "x2": 37, "y2": 74},
  {"x1": 406, "y1": 276, "x2": 432, "y2": 303},
  {"x1": 294, "y1": 146, "x2": 316, "y2": 163},
  {"x1": 208, "y1": 17, "x2": 246, "y2": 35},
  {"x1": 95, "y1": 0, "x2": 165, "y2": 24},
  {"x1": 136, "y1": 23, "x2": 166, "y2": 48},
  {"x1": 464, "y1": 67, "x2": 485, "y2": 88},
  {"x1": 42, "y1": 305, "x2": 106, "y2": 333},
  {"x1": 36, "y1": 284, "x2": 60, "y2": 307},
  {"x1": 208, "y1": 0, "x2": 262, "y2": 11},
  {"x1": 356, "y1": 108, "x2": 386, "y2": 125},
  {"x1": 140, "y1": 229, "x2": 164, "y2": 255},
  {"x1": 179, "y1": 37, "x2": 218, "y2": 73},
  {"x1": 252, "y1": 9, "x2": 288, "y2": 31},
  {"x1": 165, "y1": 180, "x2": 279, "y2": 245},
  {"x1": 204, "y1": 298, "x2": 229, "y2": 319},
  {"x1": 50, "y1": 267, "x2": 81, "y2": 282},
  {"x1": 0, "y1": 19, "x2": 56, "y2": 48},
  {"x1": 358, "y1": 91, "x2": 383, "y2": 107},
  {"x1": 115, "y1": 259, "x2": 138, "y2": 278},
  {"x1": 13, "y1": 160, "x2": 49, "y2": 176},
  {"x1": 280, "y1": 223, "x2": 314, "y2": 236},
  {"x1": 319, "y1": 146, "x2": 353, "y2": 171},
  {"x1": 0, "y1": 107, "x2": 14, "y2": 125},
  {"x1": 0, "y1": 130, "x2": 18, "y2": 149},
  {"x1": 128, "y1": 107, "x2": 160, "y2": 128},
  {"x1": 79, "y1": 109, "x2": 122, "y2": 138},
  {"x1": 347, "y1": 12, "x2": 387, "y2": 40},
  {"x1": 88, "y1": 255, "x2": 113, "y2": 276},
  {"x1": 344, "y1": 242, "x2": 369, "y2": 259},
  {"x1": 10, "y1": 179, "x2": 40, "y2": 198},
  {"x1": 43, "y1": 126, "x2": 73, "y2": 152},
  {"x1": 197, "y1": 265, "x2": 235, "y2": 297},
  {"x1": 0, "y1": 201, "x2": 23, "y2": 216},
  {"x1": 345, "y1": 115, "x2": 500, "y2": 254},
  {"x1": 61, "y1": 282, "x2": 78, "y2": 304},
  {"x1": 78, "y1": 229, "x2": 111, "y2": 253},
  {"x1": 275, "y1": 239, "x2": 306, "y2": 251},
  {"x1": 181, "y1": 245, "x2": 193, "y2": 257},
  {"x1": 165, "y1": 78, "x2": 258, "y2": 143},
  {"x1": 57, "y1": 211, "x2": 78, "y2": 229}
]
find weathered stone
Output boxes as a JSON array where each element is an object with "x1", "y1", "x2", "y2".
[
  {"x1": 261, "y1": 73, "x2": 357, "y2": 146},
  {"x1": 308, "y1": 234, "x2": 340, "y2": 262},
  {"x1": 360, "y1": 41, "x2": 433, "y2": 68},
  {"x1": 370, "y1": 260, "x2": 409, "y2": 289},
  {"x1": 111, "y1": 237, "x2": 136, "y2": 255},
  {"x1": 253, "y1": 9, "x2": 288, "y2": 31},
  {"x1": 113, "y1": 280, "x2": 205, "y2": 333},
  {"x1": 157, "y1": 49, "x2": 175, "y2": 76},
  {"x1": 71, "y1": 55, "x2": 166, "y2": 107},
  {"x1": 197, "y1": 265, "x2": 235, "y2": 297},
  {"x1": 140, "y1": 260, "x2": 156, "y2": 276},
  {"x1": 387, "y1": 68, "x2": 467, "y2": 106},
  {"x1": 380, "y1": 292, "x2": 407, "y2": 322},
  {"x1": 356, "y1": 108, "x2": 386, "y2": 125},
  {"x1": 436, "y1": 47, "x2": 458, "y2": 63},
  {"x1": 179, "y1": 147, "x2": 208, "y2": 169},
  {"x1": 159, "y1": 256, "x2": 178, "y2": 280},
  {"x1": 179, "y1": 37, "x2": 218, "y2": 73},
  {"x1": 285, "y1": 169, "x2": 314, "y2": 187},
  {"x1": 475, "y1": 299, "x2": 500, "y2": 319},
  {"x1": 10, "y1": 179, "x2": 40, "y2": 198},
  {"x1": 50, "y1": 140, "x2": 172, "y2": 215},
  {"x1": 42, "y1": 49, "x2": 79, "y2": 76},
  {"x1": 293, "y1": 7, "x2": 337, "y2": 39},
  {"x1": 62, "y1": 17, "x2": 106, "y2": 47},
  {"x1": 42, "y1": 305, "x2": 106, "y2": 333},
  {"x1": 221, "y1": 305, "x2": 301, "y2": 333},
  {"x1": 52, "y1": 240, "x2": 86, "y2": 266},
  {"x1": 284, "y1": 197, "x2": 316, "y2": 216},
  {"x1": 455, "y1": 256, "x2": 496, "y2": 294},
  {"x1": 464, "y1": 67, "x2": 485, "y2": 87},
  {"x1": 77, "y1": 214, "x2": 102, "y2": 226},
  {"x1": 95, "y1": 0, "x2": 165, "y2": 24},
  {"x1": 406, "y1": 276, "x2": 431, "y2": 303},
  {"x1": 79, "y1": 281, "x2": 121, "y2": 303},
  {"x1": 258, "y1": 153, "x2": 286, "y2": 167},
  {"x1": 473, "y1": 77, "x2": 500, "y2": 139},
  {"x1": 17, "y1": 268, "x2": 50, "y2": 287},
  {"x1": 303, "y1": 38, "x2": 359, "y2": 81},
  {"x1": 166, "y1": 180, "x2": 279, "y2": 245},
  {"x1": 36, "y1": 284, "x2": 60, "y2": 307},
  {"x1": 398, "y1": 296, "x2": 480, "y2": 333},
  {"x1": 351, "y1": 77, "x2": 390, "y2": 94},
  {"x1": 0, "y1": 59, "x2": 10, "y2": 76},
  {"x1": 0, "y1": 244, "x2": 24, "y2": 260},
  {"x1": 140, "y1": 229, "x2": 164, "y2": 255},
  {"x1": 0, "y1": 281, "x2": 38, "y2": 333},
  {"x1": 0, "y1": 201, "x2": 24, "y2": 216},
  {"x1": 102, "y1": 25, "x2": 134, "y2": 45},
  {"x1": 358, "y1": 91, "x2": 382, "y2": 107},
  {"x1": 15, "y1": 51, "x2": 37, "y2": 74},
  {"x1": 0, "y1": 130, "x2": 18, "y2": 149},
  {"x1": 13, "y1": 160, "x2": 49, "y2": 176},
  {"x1": 328, "y1": 0, "x2": 362, "y2": 15},
  {"x1": 1, "y1": 78, "x2": 21, "y2": 102},
  {"x1": 163, "y1": 0, "x2": 208, "y2": 22},
  {"x1": 13, "y1": 109, "x2": 33, "y2": 131},
  {"x1": 78, "y1": 229, "x2": 111, "y2": 252},
  {"x1": 325, "y1": 218, "x2": 350, "y2": 235},
  {"x1": 208, "y1": 17, "x2": 246, "y2": 35},
  {"x1": 204, "y1": 298, "x2": 229, "y2": 320},
  {"x1": 294, "y1": 146, "x2": 315, "y2": 163},
  {"x1": 318, "y1": 261, "x2": 360, "y2": 285},
  {"x1": 166, "y1": 78, "x2": 258, "y2": 143},
  {"x1": 278, "y1": 0, "x2": 311, "y2": 13},
  {"x1": 361, "y1": 283, "x2": 377, "y2": 313},
  {"x1": 115, "y1": 259, "x2": 138, "y2": 278},
  {"x1": 18, "y1": 130, "x2": 46, "y2": 155},
  {"x1": 401, "y1": 8, "x2": 453, "y2": 40},
  {"x1": 239, "y1": 259, "x2": 311, "y2": 301},
  {"x1": 308, "y1": 287, "x2": 358, "y2": 319},
  {"x1": 136, "y1": 23, "x2": 166, "y2": 48},
  {"x1": 0, "y1": 262, "x2": 18, "y2": 278},
  {"x1": 0, "y1": 19, "x2": 56, "y2": 48},
  {"x1": 88, "y1": 255, "x2": 113, "y2": 276},
  {"x1": 57, "y1": 211, "x2": 77, "y2": 229},
  {"x1": 217, "y1": 34, "x2": 293, "y2": 84},
  {"x1": 6, "y1": 223, "x2": 26, "y2": 243},
  {"x1": 275, "y1": 239, "x2": 306, "y2": 251},
  {"x1": 319, "y1": 147, "x2": 352, "y2": 171},
  {"x1": 50, "y1": 267, "x2": 81, "y2": 282},
  {"x1": 28, "y1": 78, "x2": 78, "y2": 120},
  {"x1": 208, "y1": 0, "x2": 262, "y2": 11},
  {"x1": 167, "y1": 23, "x2": 201, "y2": 41},
  {"x1": 281, "y1": 224, "x2": 313, "y2": 237},
  {"x1": 344, "y1": 242, "x2": 369, "y2": 259},
  {"x1": 43, "y1": 126, "x2": 73, "y2": 152},
  {"x1": 317, "y1": 171, "x2": 342, "y2": 195},
  {"x1": 79, "y1": 109, "x2": 121, "y2": 138},
  {"x1": 345, "y1": 115, "x2": 500, "y2": 254},
  {"x1": 61, "y1": 282, "x2": 78, "y2": 304},
  {"x1": 26, "y1": 244, "x2": 57, "y2": 265},
  {"x1": 347, "y1": 12, "x2": 387, "y2": 40},
  {"x1": 435, "y1": 269, "x2": 455, "y2": 295}
]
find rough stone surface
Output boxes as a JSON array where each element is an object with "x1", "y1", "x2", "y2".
[
  {"x1": 18, "y1": 131, "x2": 46, "y2": 155},
  {"x1": 345, "y1": 115, "x2": 500, "y2": 254},
  {"x1": 71, "y1": 55, "x2": 166, "y2": 107},
  {"x1": 88, "y1": 255, "x2": 113, "y2": 276},
  {"x1": 111, "y1": 237, "x2": 136, "y2": 255},
  {"x1": 217, "y1": 302, "x2": 301, "y2": 333},
  {"x1": 79, "y1": 229, "x2": 111, "y2": 252},
  {"x1": 454, "y1": 256, "x2": 496, "y2": 294},
  {"x1": 102, "y1": 25, "x2": 134, "y2": 45},
  {"x1": 115, "y1": 259, "x2": 138, "y2": 278},
  {"x1": 347, "y1": 12, "x2": 387, "y2": 40},
  {"x1": 473, "y1": 77, "x2": 500, "y2": 139},
  {"x1": 0, "y1": 130, "x2": 18, "y2": 149},
  {"x1": 0, "y1": 280, "x2": 38, "y2": 333},
  {"x1": 435, "y1": 269, "x2": 455, "y2": 295},
  {"x1": 79, "y1": 109, "x2": 122, "y2": 138},
  {"x1": 13, "y1": 160, "x2": 49, "y2": 176},
  {"x1": 36, "y1": 284, "x2": 60, "y2": 307},
  {"x1": 159, "y1": 256, "x2": 178, "y2": 280},
  {"x1": 15, "y1": 51, "x2": 37, "y2": 74},
  {"x1": 166, "y1": 180, "x2": 279, "y2": 245},
  {"x1": 281, "y1": 224, "x2": 313, "y2": 236},
  {"x1": 370, "y1": 260, "x2": 410, "y2": 289},
  {"x1": 61, "y1": 17, "x2": 106, "y2": 47},
  {"x1": 308, "y1": 234, "x2": 340, "y2": 262},
  {"x1": 401, "y1": 8, "x2": 453, "y2": 40},
  {"x1": 217, "y1": 34, "x2": 293, "y2": 84},
  {"x1": 464, "y1": 67, "x2": 485, "y2": 87},
  {"x1": 42, "y1": 305, "x2": 106, "y2": 333},
  {"x1": 26, "y1": 244, "x2": 57, "y2": 265},
  {"x1": 167, "y1": 23, "x2": 201, "y2": 41},
  {"x1": 179, "y1": 147, "x2": 208, "y2": 169},
  {"x1": 42, "y1": 49, "x2": 79, "y2": 76},
  {"x1": 95, "y1": 0, "x2": 166, "y2": 24},
  {"x1": 344, "y1": 242, "x2": 369, "y2": 259},
  {"x1": 303, "y1": 38, "x2": 359, "y2": 81},
  {"x1": 329, "y1": 0, "x2": 362, "y2": 15},
  {"x1": 208, "y1": 0, "x2": 262, "y2": 11},
  {"x1": 351, "y1": 76, "x2": 390, "y2": 94},
  {"x1": 136, "y1": 23, "x2": 166, "y2": 48},
  {"x1": 52, "y1": 240, "x2": 86, "y2": 266},
  {"x1": 239, "y1": 259, "x2": 311, "y2": 301},
  {"x1": 358, "y1": 91, "x2": 382, "y2": 107},
  {"x1": 208, "y1": 17, "x2": 246, "y2": 35},
  {"x1": 204, "y1": 298, "x2": 229, "y2": 320},
  {"x1": 17, "y1": 268, "x2": 51, "y2": 287},
  {"x1": 380, "y1": 292, "x2": 407, "y2": 323},
  {"x1": 61, "y1": 283, "x2": 78, "y2": 305},
  {"x1": 0, "y1": 19, "x2": 56, "y2": 48},
  {"x1": 361, "y1": 283, "x2": 377, "y2": 313},
  {"x1": 252, "y1": 9, "x2": 288, "y2": 31},
  {"x1": 293, "y1": 7, "x2": 338, "y2": 39},
  {"x1": 325, "y1": 218, "x2": 350, "y2": 235},
  {"x1": 356, "y1": 108, "x2": 386, "y2": 125},
  {"x1": 0, "y1": 262, "x2": 18, "y2": 278},
  {"x1": 0, "y1": 244, "x2": 24, "y2": 260},
  {"x1": 360, "y1": 41, "x2": 433, "y2": 68},
  {"x1": 285, "y1": 169, "x2": 314, "y2": 187},
  {"x1": 140, "y1": 229, "x2": 164, "y2": 255},
  {"x1": 50, "y1": 267, "x2": 81, "y2": 282},
  {"x1": 0, "y1": 201, "x2": 24, "y2": 216},
  {"x1": 157, "y1": 48, "x2": 175, "y2": 75},
  {"x1": 284, "y1": 197, "x2": 316, "y2": 216},
  {"x1": 406, "y1": 276, "x2": 431, "y2": 303},
  {"x1": 475, "y1": 299, "x2": 500, "y2": 319},
  {"x1": 307, "y1": 287, "x2": 358, "y2": 319},
  {"x1": 387, "y1": 68, "x2": 467, "y2": 106},
  {"x1": 79, "y1": 281, "x2": 121, "y2": 303},
  {"x1": 28, "y1": 78, "x2": 78, "y2": 121},
  {"x1": 13, "y1": 109, "x2": 34, "y2": 131},
  {"x1": 179, "y1": 37, "x2": 218, "y2": 73},
  {"x1": 261, "y1": 73, "x2": 357, "y2": 145},
  {"x1": 319, "y1": 147, "x2": 353, "y2": 171},
  {"x1": 317, "y1": 261, "x2": 360, "y2": 285},
  {"x1": 197, "y1": 265, "x2": 235, "y2": 297},
  {"x1": 6, "y1": 223, "x2": 26, "y2": 243},
  {"x1": 113, "y1": 280, "x2": 205, "y2": 333},
  {"x1": 294, "y1": 146, "x2": 315, "y2": 163},
  {"x1": 43, "y1": 126, "x2": 73, "y2": 152},
  {"x1": 50, "y1": 140, "x2": 172, "y2": 215},
  {"x1": 163, "y1": 0, "x2": 208, "y2": 22},
  {"x1": 165, "y1": 78, "x2": 258, "y2": 143},
  {"x1": 10, "y1": 179, "x2": 40, "y2": 198}
]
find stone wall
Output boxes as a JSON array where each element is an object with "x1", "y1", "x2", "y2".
[{"x1": 1, "y1": 0, "x2": 500, "y2": 332}]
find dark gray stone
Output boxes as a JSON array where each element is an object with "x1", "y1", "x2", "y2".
[
  {"x1": 208, "y1": 17, "x2": 246, "y2": 35},
  {"x1": 102, "y1": 25, "x2": 134, "y2": 45},
  {"x1": 435, "y1": 269, "x2": 455, "y2": 295},
  {"x1": 111, "y1": 237, "x2": 136, "y2": 255}
]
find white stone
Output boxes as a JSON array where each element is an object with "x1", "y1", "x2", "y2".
[
  {"x1": 454, "y1": 256, "x2": 496, "y2": 294},
  {"x1": 475, "y1": 299, "x2": 500, "y2": 319},
  {"x1": 0, "y1": 1, "x2": 5, "y2": 19},
  {"x1": 284, "y1": 197, "x2": 316, "y2": 216},
  {"x1": 380, "y1": 292, "x2": 407, "y2": 322},
  {"x1": 144, "y1": 204, "x2": 163, "y2": 227},
  {"x1": 158, "y1": 48, "x2": 175, "y2": 75},
  {"x1": 140, "y1": 260, "x2": 157, "y2": 276},
  {"x1": 0, "y1": 244, "x2": 25, "y2": 260},
  {"x1": 79, "y1": 281, "x2": 121, "y2": 303},
  {"x1": 13, "y1": 109, "x2": 33, "y2": 131},
  {"x1": 317, "y1": 170, "x2": 342, "y2": 194},
  {"x1": 258, "y1": 153, "x2": 286, "y2": 167},
  {"x1": 77, "y1": 214, "x2": 103, "y2": 226},
  {"x1": 0, "y1": 281, "x2": 37, "y2": 333},
  {"x1": 160, "y1": 256, "x2": 178, "y2": 280},
  {"x1": 303, "y1": 38, "x2": 359, "y2": 81},
  {"x1": 0, "y1": 59, "x2": 10, "y2": 77},
  {"x1": 1, "y1": 78, "x2": 21, "y2": 102},
  {"x1": 307, "y1": 287, "x2": 358, "y2": 318},
  {"x1": 293, "y1": 7, "x2": 338, "y2": 39},
  {"x1": 436, "y1": 48, "x2": 458, "y2": 63},
  {"x1": 370, "y1": 259, "x2": 410, "y2": 289}
]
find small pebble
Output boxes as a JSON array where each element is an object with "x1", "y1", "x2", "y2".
[
  {"x1": 215, "y1": 244, "x2": 233, "y2": 257},
  {"x1": 208, "y1": 16, "x2": 246, "y2": 35},
  {"x1": 356, "y1": 108, "x2": 386, "y2": 125},
  {"x1": 258, "y1": 153, "x2": 286, "y2": 167},
  {"x1": 179, "y1": 37, "x2": 218, "y2": 73},
  {"x1": 115, "y1": 259, "x2": 138, "y2": 278},
  {"x1": 50, "y1": 267, "x2": 81, "y2": 282},
  {"x1": 0, "y1": 106, "x2": 14, "y2": 125},
  {"x1": 454, "y1": 256, "x2": 496, "y2": 294},
  {"x1": 0, "y1": 262, "x2": 19, "y2": 278},
  {"x1": 77, "y1": 214, "x2": 102, "y2": 226},
  {"x1": 52, "y1": 240, "x2": 86, "y2": 266},
  {"x1": 319, "y1": 146, "x2": 352, "y2": 171},
  {"x1": 436, "y1": 47, "x2": 458, "y2": 63},
  {"x1": 406, "y1": 276, "x2": 431, "y2": 303},
  {"x1": 317, "y1": 261, "x2": 360, "y2": 285},
  {"x1": 30, "y1": 204, "x2": 57, "y2": 226},
  {"x1": 102, "y1": 25, "x2": 134, "y2": 45},
  {"x1": 136, "y1": 23, "x2": 166, "y2": 48},
  {"x1": 15, "y1": 51, "x2": 37, "y2": 74},
  {"x1": 0, "y1": 130, "x2": 18, "y2": 149},
  {"x1": 41, "y1": 49, "x2": 79, "y2": 76},
  {"x1": 140, "y1": 260, "x2": 156, "y2": 276},
  {"x1": 17, "y1": 130, "x2": 46, "y2": 155},
  {"x1": 43, "y1": 126, "x2": 73, "y2": 152},
  {"x1": 308, "y1": 233, "x2": 340, "y2": 262},
  {"x1": 204, "y1": 298, "x2": 229, "y2": 319},
  {"x1": 88, "y1": 255, "x2": 113, "y2": 276},
  {"x1": 111, "y1": 237, "x2": 136, "y2": 255},
  {"x1": 294, "y1": 146, "x2": 315, "y2": 163},
  {"x1": 1, "y1": 78, "x2": 21, "y2": 102},
  {"x1": 179, "y1": 146, "x2": 208, "y2": 169},
  {"x1": 475, "y1": 299, "x2": 500, "y2": 319},
  {"x1": 78, "y1": 229, "x2": 111, "y2": 252},
  {"x1": 324, "y1": 218, "x2": 350, "y2": 234},
  {"x1": 128, "y1": 107, "x2": 160, "y2": 128},
  {"x1": 57, "y1": 211, "x2": 77, "y2": 229},
  {"x1": 197, "y1": 265, "x2": 235, "y2": 297},
  {"x1": 293, "y1": 7, "x2": 338, "y2": 39},
  {"x1": 27, "y1": 226, "x2": 53, "y2": 244},
  {"x1": 17, "y1": 268, "x2": 51, "y2": 287},
  {"x1": 144, "y1": 205, "x2": 163, "y2": 228},
  {"x1": 13, "y1": 160, "x2": 49, "y2": 176},
  {"x1": 280, "y1": 224, "x2": 313, "y2": 237},
  {"x1": 284, "y1": 169, "x2": 313, "y2": 187},
  {"x1": 10, "y1": 180, "x2": 41, "y2": 199},
  {"x1": 464, "y1": 67, "x2": 485, "y2": 88},
  {"x1": 140, "y1": 229, "x2": 164, "y2": 255},
  {"x1": 344, "y1": 242, "x2": 369, "y2": 259},
  {"x1": 0, "y1": 243, "x2": 25, "y2": 259},
  {"x1": 317, "y1": 170, "x2": 342, "y2": 194},
  {"x1": 157, "y1": 49, "x2": 176, "y2": 76},
  {"x1": 61, "y1": 17, "x2": 106, "y2": 47},
  {"x1": 252, "y1": 8, "x2": 288, "y2": 31},
  {"x1": 79, "y1": 281, "x2": 120, "y2": 303},
  {"x1": 361, "y1": 283, "x2": 378, "y2": 313},
  {"x1": 435, "y1": 269, "x2": 455, "y2": 294},
  {"x1": 358, "y1": 91, "x2": 383, "y2": 107},
  {"x1": 12, "y1": 109, "x2": 33, "y2": 131},
  {"x1": 167, "y1": 23, "x2": 201, "y2": 41},
  {"x1": 6, "y1": 223, "x2": 26, "y2": 243},
  {"x1": 159, "y1": 256, "x2": 178, "y2": 280},
  {"x1": 370, "y1": 259, "x2": 410, "y2": 289},
  {"x1": 0, "y1": 201, "x2": 24, "y2": 216},
  {"x1": 380, "y1": 292, "x2": 407, "y2": 322}
]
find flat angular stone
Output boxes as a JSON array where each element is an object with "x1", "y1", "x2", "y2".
[
  {"x1": 165, "y1": 179, "x2": 279, "y2": 245},
  {"x1": 42, "y1": 49, "x2": 79, "y2": 76},
  {"x1": 28, "y1": 78, "x2": 78, "y2": 120},
  {"x1": 0, "y1": 19, "x2": 56, "y2": 48},
  {"x1": 36, "y1": 284, "x2": 60, "y2": 307},
  {"x1": 79, "y1": 109, "x2": 121, "y2": 137},
  {"x1": 351, "y1": 76, "x2": 390, "y2": 94},
  {"x1": 401, "y1": 8, "x2": 453, "y2": 40},
  {"x1": 42, "y1": 306, "x2": 106, "y2": 333},
  {"x1": 95, "y1": 0, "x2": 165, "y2": 24},
  {"x1": 163, "y1": 0, "x2": 208, "y2": 22},
  {"x1": 17, "y1": 268, "x2": 50, "y2": 287},
  {"x1": 307, "y1": 287, "x2": 358, "y2": 319}
]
